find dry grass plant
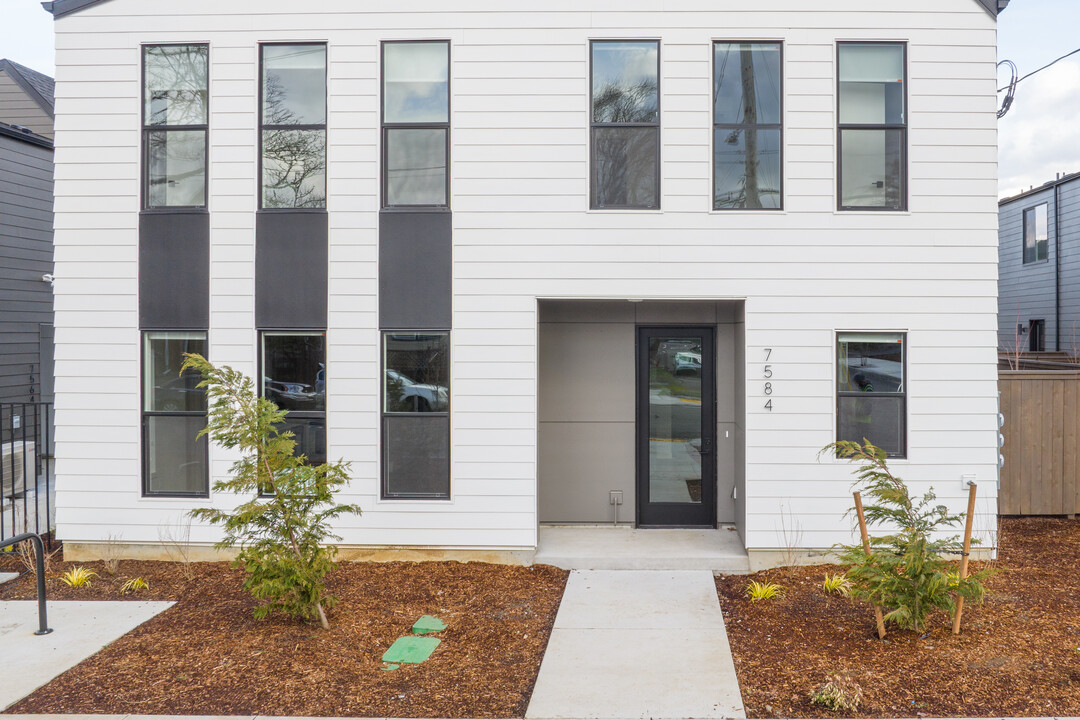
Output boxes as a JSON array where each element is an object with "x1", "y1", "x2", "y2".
[
  {"x1": 159, "y1": 516, "x2": 197, "y2": 581},
  {"x1": 810, "y1": 674, "x2": 863, "y2": 712},
  {"x1": 15, "y1": 538, "x2": 60, "y2": 577},
  {"x1": 100, "y1": 532, "x2": 123, "y2": 575},
  {"x1": 776, "y1": 502, "x2": 804, "y2": 579}
]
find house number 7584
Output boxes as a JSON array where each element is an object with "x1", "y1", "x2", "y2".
[{"x1": 763, "y1": 349, "x2": 773, "y2": 411}]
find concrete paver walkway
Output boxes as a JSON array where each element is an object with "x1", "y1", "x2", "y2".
[
  {"x1": 526, "y1": 570, "x2": 745, "y2": 720},
  {"x1": 0, "y1": 600, "x2": 173, "y2": 710}
]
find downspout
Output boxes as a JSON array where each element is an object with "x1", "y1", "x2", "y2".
[{"x1": 1056, "y1": 180, "x2": 1062, "y2": 350}]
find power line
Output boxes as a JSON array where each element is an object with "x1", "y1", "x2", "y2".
[{"x1": 998, "y1": 47, "x2": 1080, "y2": 92}]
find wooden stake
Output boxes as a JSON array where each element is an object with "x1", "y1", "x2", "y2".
[
  {"x1": 952, "y1": 481, "x2": 978, "y2": 635},
  {"x1": 854, "y1": 491, "x2": 886, "y2": 639}
]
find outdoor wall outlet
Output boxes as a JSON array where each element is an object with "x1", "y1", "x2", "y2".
[
  {"x1": 609, "y1": 491, "x2": 624, "y2": 505},
  {"x1": 962, "y1": 473, "x2": 976, "y2": 490}
]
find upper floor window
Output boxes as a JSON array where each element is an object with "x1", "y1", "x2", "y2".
[
  {"x1": 713, "y1": 42, "x2": 782, "y2": 210},
  {"x1": 260, "y1": 43, "x2": 327, "y2": 209},
  {"x1": 143, "y1": 45, "x2": 208, "y2": 209},
  {"x1": 1023, "y1": 203, "x2": 1048, "y2": 263},
  {"x1": 838, "y1": 43, "x2": 906, "y2": 211},
  {"x1": 382, "y1": 41, "x2": 450, "y2": 207},
  {"x1": 591, "y1": 40, "x2": 659, "y2": 209}
]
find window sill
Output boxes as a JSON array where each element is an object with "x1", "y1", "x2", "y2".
[{"x1": 140, "y1": 207, "x2": 208, "y2": 215}]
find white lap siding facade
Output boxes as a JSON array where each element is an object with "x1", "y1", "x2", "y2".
[{"x1": 50, "y1": 0, "x2": 1001, "y2": 562}]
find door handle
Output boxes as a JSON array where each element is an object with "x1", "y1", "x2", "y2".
[{"x1": 701, "y1": 439, "x2": 713, "y2": 454}]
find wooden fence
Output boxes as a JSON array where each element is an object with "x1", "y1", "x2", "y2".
[{"x1": 999, "y1": 371, "x2": 1080, "y2": 516}]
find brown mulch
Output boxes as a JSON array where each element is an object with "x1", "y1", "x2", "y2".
[
  {"x1": 0, "y1": 555, "x2": 567, "y2": 717},
  {"x1": 716, "y1": 516, "x2": 1080, "y2": 718}
]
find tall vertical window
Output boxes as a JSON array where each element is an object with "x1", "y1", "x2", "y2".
[
  {"x1": 1029, "y1": 319, "x2": 1046, "y2": 352},
  {"x1": 143, "y1": 332, "x2": 208, "y2": 496},
  {"x1": 838, "y1": 43, "x2": 906, "y2": 210},
  {"x1": 1023, "y1": 203, "x2": 1048, "y2": 263},
  {"x1": 382, "y1": 41, "x2": 451, "y2": 207},
  {"x1": 261, "y1": 332, "x2": 326, "y2": 464},
  {"x1": 837, "y1": 332, "x2": 906, "y2": 458},
  {"x1": 261, "y1": 44, "x2": 327, "y2": 209},
  {"x1": 382, "y1": 332, "x2": 450, "y2": 499},
  {"x1": 143, "y1": 45, "x2": 208, "y2": 208},
  {"x1": 713, "y1": 42, "x2": 782, "y2": 210},
  {"x1": 591, "y1": 40, "x2": 660, "y2": 209}
]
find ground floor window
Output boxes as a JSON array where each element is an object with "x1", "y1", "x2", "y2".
[
  {"x1": 142, "y1": 331, "x2": 208, "y2": 496},
  {"x1": 261, "y1": 331, "x2": 326, "y2": 464},
  {"x1": 836, "y1": 332, "x2": 906, "y2": 457},
  {"x1": 382, "y1": 332, "x2": 450, "y2": 499}
]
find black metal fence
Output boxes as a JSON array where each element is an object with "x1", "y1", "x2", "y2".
[{"x1": 1, "y1": 402, "x2": 54, "y2": 547}]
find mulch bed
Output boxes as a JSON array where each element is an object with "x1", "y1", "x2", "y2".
[
  {"x1": 716, "y1": 516, "x2": 1080, "y2": 718},
  {"x1": 0, "y1": 555, "x2": 567, "y2": 717}
]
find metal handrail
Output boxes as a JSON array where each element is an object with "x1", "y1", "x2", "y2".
[{"x1": 1, "y1": 532, "x2": 53, "y2": 635}]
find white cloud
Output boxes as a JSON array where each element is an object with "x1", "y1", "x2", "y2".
[{"x1": 998, "y1": 58, "x2": 1080, "y2": 198}]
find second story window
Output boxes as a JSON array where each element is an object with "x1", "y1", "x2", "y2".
[
  {"x1": 1023, "y1": 203, "x2": 1048, "y2": 263},
  {"x1": 382, "y1": 41, "x2": 450, "y2": 208},
  {"x1": 261, "y1": 44, "x2": 327, "y2": 209},
  {"x1": 713, "y1": 42, "x2": 782, "y2": 210},
  {"x1": 591, "y1": 40, "x2": 659, "y2": 209},
  {"x1": 143, "y1": 45, "x2": 208, "y2": 209},
  {"x1": 838, "y1": 42, "x2": 906, "y2": 211}
]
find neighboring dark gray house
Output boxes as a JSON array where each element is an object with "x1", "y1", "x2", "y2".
[
  {"x1": 998, "y1": 171, "x2": 1080, "y2": 354},
  {"x1": 0, "y1": 59, "x2": 54, "y2": 408}
]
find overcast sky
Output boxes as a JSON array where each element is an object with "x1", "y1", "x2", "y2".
[{"x1": 1, "y1": 0, "x2": 1077, "y2": 198}]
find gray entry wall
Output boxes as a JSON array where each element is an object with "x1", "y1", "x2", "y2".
[{"x1": 538, "y1": 299, "x2": 743, "y2": 524}]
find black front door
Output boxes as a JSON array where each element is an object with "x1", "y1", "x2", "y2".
[{"x1": 637, "y1": 327, "x2": 716, "y2": 527}]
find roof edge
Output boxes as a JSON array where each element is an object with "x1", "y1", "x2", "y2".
[
  {"x1": 999, "y1": 170, "x2": 1080, "y2": 206},
  {"x1": 45, "y1": 0, "x2": 1009, "y2": 21},
  {"x1": 0, "y1": 122, "x2": 54, "y2": 149},
  {"x1": 0, "y1": 59, "x2": 54, "y2": 119}
]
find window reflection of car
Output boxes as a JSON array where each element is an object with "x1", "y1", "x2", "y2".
[
  {"x1": 153, "y1": 372, "x2": 203, "y2": 411},
  {"x1": 264, "y1": 377, "x2": 317, "y2": 409},
  {"x1": 672, "y1": 352, "x2": 702, "y2": 377},
  {"x1": 386, "y1": 369, "x2": 448, "y2": 412}
]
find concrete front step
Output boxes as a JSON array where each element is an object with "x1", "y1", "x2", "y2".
[{"x1": 535, "y1": 525, "x2": 751, "y2": 573}]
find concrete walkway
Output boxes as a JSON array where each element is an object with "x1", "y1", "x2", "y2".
[
  {"x1": 526, "y1": 570, "x2": 746, "y2": 720},
  {"x1": 0, "y1": 600, "x2": 173, "y2": 711},
  {"x1": 535, "y1": 526, "x2": 751, "y2": 572}
]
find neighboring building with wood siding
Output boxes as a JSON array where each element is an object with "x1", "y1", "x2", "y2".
[
  {"x1": 44, "y1": 0, "x2": 1004, "y2": 567},
  {"x1": 0, "y1": 59, "x2": 54, "y2": 409},
  {"x1": 998, "y1": 171, "x2": 1080, "y2": 355}
]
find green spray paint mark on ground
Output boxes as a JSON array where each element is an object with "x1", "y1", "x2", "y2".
[
  {"x1": 412, "y1": 615, "x2": 447, "y2": 634},
  {"x1": 381, "y1": 663, "x2": 400, "y2": 671},
  {"x1": 382, "y1": 636, "x2": 442, "y2": 664}
]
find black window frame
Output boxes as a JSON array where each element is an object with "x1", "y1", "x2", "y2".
[
  {"x1": 381, "y1": 330, "x2": 451, "y2": 500},
  {"x1": 589, "y1": 39, "x2": 661, "y2": 210},
  {"x1": 836, "y1": 41, "x2": 908, "y2": 212},
  {"x1": 836, "y1": 331, "x2": 907, "y2": 459},
  {"x1": 141, "y1": 43, "x2": 209, "y2": 211},
  {"x1": 712, "y1": 40, "x2": 783, "y2": 211},
  {"x1": 141, "y1": 330, "x2": 209, "y2": 498},
  {"x1": 258, "y1": 330, "x2": 327, "y2": 468},
  {"x1": 380, "y1": 40, "x2": 451, "y2": 210},
  {"x1": 1022, "y1": 203, "x2": 1049, "y2": 264},
  {"x1": 259, "y1": 42, "x2": 328, "y2": 211}
]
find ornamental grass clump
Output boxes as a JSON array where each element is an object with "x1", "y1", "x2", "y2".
[
  {"x1": 824, "y1": 439, "x2": 991, "y2": 633},
  {"x1": 182, "y1": 353, "x2": 362, "y2": 629}
]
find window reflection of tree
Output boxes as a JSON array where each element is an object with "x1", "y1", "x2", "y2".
[
  {"x1": 145, "y1": 46, "x2": 207, "y2": 206},
  {"x1": 262, "y1": 75, "x2": 326, "y2": 209},
  {"x1": 593, "y1": 79, "x2": 658, "y2": 206}
]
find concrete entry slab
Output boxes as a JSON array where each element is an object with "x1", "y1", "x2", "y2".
[
  {"x1": 526, "y1": 570, "x2": 745, "y2": 720},
  {"x1": 535, "y1": 525, "x2": 750, "y2": 573},
  {"x1": 0, "y1": 601, "x2": 174, "y2": 710}
]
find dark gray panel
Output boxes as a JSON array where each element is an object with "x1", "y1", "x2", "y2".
[
  {"x1": 379, "y1": 211, "x2": 451, "y2": 330},
  {"x1": 139, "y1": 211, "x2": 209, "y2": 329},
  {"x1": 255, "y1": 211, "x2": 328, "y2": 328},
  {"x1": 382, "y1": 414, "x2": 450, "y2": 498}
]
